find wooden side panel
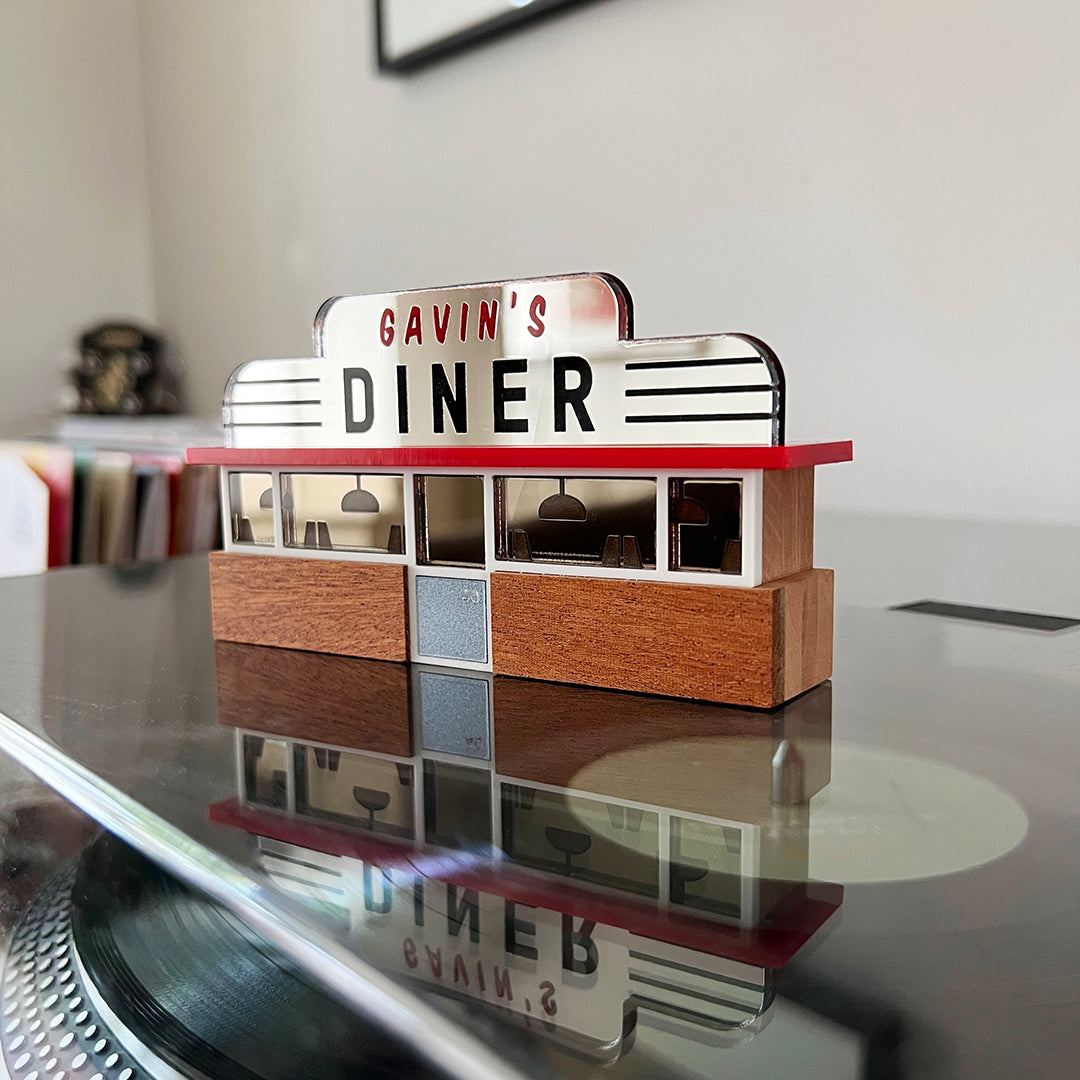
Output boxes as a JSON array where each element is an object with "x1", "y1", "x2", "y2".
[
  {"x1": 491, "y1": 573, "x2": 782, "y2": 707},
  {"x1": 214, "y1": 641, "x2": 411, "y2": 755},
  {"x1": 209, "y1": 552, "x2": 409, "y2": 661},
  {"x1": 779, "y1": 568, "x2": 834, "y2": 701},
  {"x1": 491, "y1": 569, "x2": 833, "y2": 708},
  {"x1": 761, "y1": 467, "x2": 815, "y2": 584}
]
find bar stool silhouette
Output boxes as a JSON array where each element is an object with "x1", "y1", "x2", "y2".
[
  {"x1": 233, "y1": 515, "x2": 255, "y2": 543},
  {"x1": 545, "y1": 826, "x2": 592, "y2": 875},
  {"x1": 303, "y1": 520, "x2": 334, "y2": 550},
  {"x1": 353, "y1": 786, "x2": 391, "y2": 830},
  {"x1": 269, "y1": 769, "x2": 287, "y2": 809}
]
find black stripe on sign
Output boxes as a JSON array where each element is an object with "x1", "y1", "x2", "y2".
[
  {"x1": 628, "y1": 950, "x2": 764, "y2": 992},
  {"x1": 236, "y1": 377, "x2": 321, "y2": 384},
  {"x1": 628, "y1": 973, "x2": 759, "y2": 1015},
  {"x1": 265, "y1": 869, "x2": 345, "y2": 896},
  {"x1": 891, "y1": 600, "x2": 1080, "y2": 632},
  {"x1": 625, "y1": 384, "x2": 773, "y2": 397},
  {"x1": 261, "y1": 851, "x2": 344, "y2": 876},
  {"x1": 625, "y1": 357, "x2": 763, "y2": 371},
  {"x1": 228, "y1": 400, "x2": 322, "y2": 406},
  {"x1": 628, "y1": 992, "x2": 753, "y2": 1028},
  {"x1": 227, "y1": 421, "x2": 324, "y2": 428},
  {"x1": 625, "y1": 412, "x2": 774, "y2": 424}
]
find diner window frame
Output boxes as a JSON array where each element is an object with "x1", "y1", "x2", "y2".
[{"x1": 218, "y1": 466, "x2": 766, "y2": 676}]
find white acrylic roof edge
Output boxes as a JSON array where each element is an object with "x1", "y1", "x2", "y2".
[{"x1": 0, "y1": 709, "x2": 536, "y2": 1080}]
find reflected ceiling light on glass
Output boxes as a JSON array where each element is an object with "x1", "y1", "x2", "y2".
[
  {"x1": 807, "y1": 745, "x2": 1028, "y2": 885},
  {"x1": 569, "y1": 740, "x2": 1029, "y2": 887}
]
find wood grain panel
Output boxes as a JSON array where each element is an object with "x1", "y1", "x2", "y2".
[
  {"x1": 779, "y1": 568, "x2": 833, "y2": 701},
  {"x1": 761, "y1": 467, "x2": 815, "y2": 583},
  {"x1": 491, "y1": 573, "x2": 779, "y2": 706},
  {"x1": 491, "y1": 569, "x2": 832, "y2": 708},
  {"x1": 209, "y1": 552, "x2": 408, "y2": 661},
  {"x1": 215, "y1": 640, "x2": 411, "y2": 754}
]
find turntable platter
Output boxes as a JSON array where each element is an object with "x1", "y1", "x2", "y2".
[{"x1": 1, "y1": 833, "x2": 443, "y2": 1080}]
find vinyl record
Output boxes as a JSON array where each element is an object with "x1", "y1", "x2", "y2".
[{"x1": 1, "y1": 832, "x2": 444, "y2": 1080}]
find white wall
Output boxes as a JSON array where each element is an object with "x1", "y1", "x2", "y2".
[
  {"x1": 0, "y1": 0, "x2": 155, "y2": 425},
  {"x1": 136, "y1": 0, "x2": 1080, "y2": 524}
]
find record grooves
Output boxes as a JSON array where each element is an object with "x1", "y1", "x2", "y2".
[{"x1": 2, "y1": 833, "x2": 443, "y2": 1080}]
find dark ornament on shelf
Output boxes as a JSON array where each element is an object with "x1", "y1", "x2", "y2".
[{"x1": 71, "y1": 321, "x2": 180, "y2": 415}]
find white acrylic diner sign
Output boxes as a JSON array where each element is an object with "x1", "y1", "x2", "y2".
[{"x1": 223, "y1": 275, "x2": 784, "y2": 450}]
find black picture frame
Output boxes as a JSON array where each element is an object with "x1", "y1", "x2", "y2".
[{"x1": 375, "y1": 0, "x2": 599, "y2": 74}]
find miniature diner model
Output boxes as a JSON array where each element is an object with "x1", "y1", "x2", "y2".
[
  {"x1": 189, "y1": 274, "x2": 852, "y2": 707},
  {"x1": 209, "y1": 641, "x2": 842, "y2": 1059}
]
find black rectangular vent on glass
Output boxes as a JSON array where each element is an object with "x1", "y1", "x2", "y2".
[{"x1": 891, "y1": 600, "x2": 1080, "y2": 632}]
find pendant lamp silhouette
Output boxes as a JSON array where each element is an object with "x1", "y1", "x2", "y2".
[
  {"x1": 341, "y1": 477, "x2": 381, "y2": 513},
  {"x1": 671, "y1": 497, "x2": 709, "y2": 525},
  {"x1": 537, "y1": 479, "x2": 587, "y2": 521}
]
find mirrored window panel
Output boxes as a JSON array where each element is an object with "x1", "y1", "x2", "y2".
[
  {"x1": 669, "y1": 817, "x2": 743, "y2": 919},
  {"x1": 281, "y1": 473, "x2": 405, "y2": 554},
  {"x1": 242, "y1": 735, "x2": 288, "y2": 808},
  {"x1": 423, "y1": 761, "x2": 492, "y2": 849},
  {"x1": 670, "y1": 478, "x2": 742, "y2": 574},
  {"x1": 294, "y1": 744, "x2": 414, "y2": 839},
  {"x1": 496, "y1": 477, "x2": 656, "y2": 568},
  {"x1": 415, "y1": 474, "x2": 485, "y2": 567},
  {"x1": 228, "y1": 472, "x2": 275, "y2": 545},
  {"x1": 500, "y1": 784, "x2": 659, "y2": 897}
]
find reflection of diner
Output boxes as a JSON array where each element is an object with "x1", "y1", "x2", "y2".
[
  {"x1": 218, "y1": 640, "x2": 835, "y2": 935},
  {"x1": 504, "y1": 785, "x2": 661, "y2": 895},
  {"x1": 213, "y1": 641, "x2": 841, "y2": 1061},
  {"x1": 293, "y1": 745, "x2": 415, "y2": 839}
]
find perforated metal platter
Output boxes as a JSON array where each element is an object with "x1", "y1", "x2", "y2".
[
  {"x1": 1, "y1": 864, "x2": 147, "y2": 1080},
  {"x1": 0, "y1": 835, "x2": 444, "y2": 1080}
]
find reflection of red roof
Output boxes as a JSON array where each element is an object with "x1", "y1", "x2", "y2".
[
  {"x1": 188, "y1": 440, "x2": 852, "y2": 471},
  {"x1": 209, "y1": 797, "x2": 843, "y2": 970}
]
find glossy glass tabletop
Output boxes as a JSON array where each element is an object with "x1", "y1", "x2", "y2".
[{"x1": 0, "y1": 512, "x2": 1076, "y2": 1079}]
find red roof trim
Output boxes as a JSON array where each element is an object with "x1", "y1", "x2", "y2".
[{"x1": 187, "y1": 441, "x2": 852, "y2": 470}]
